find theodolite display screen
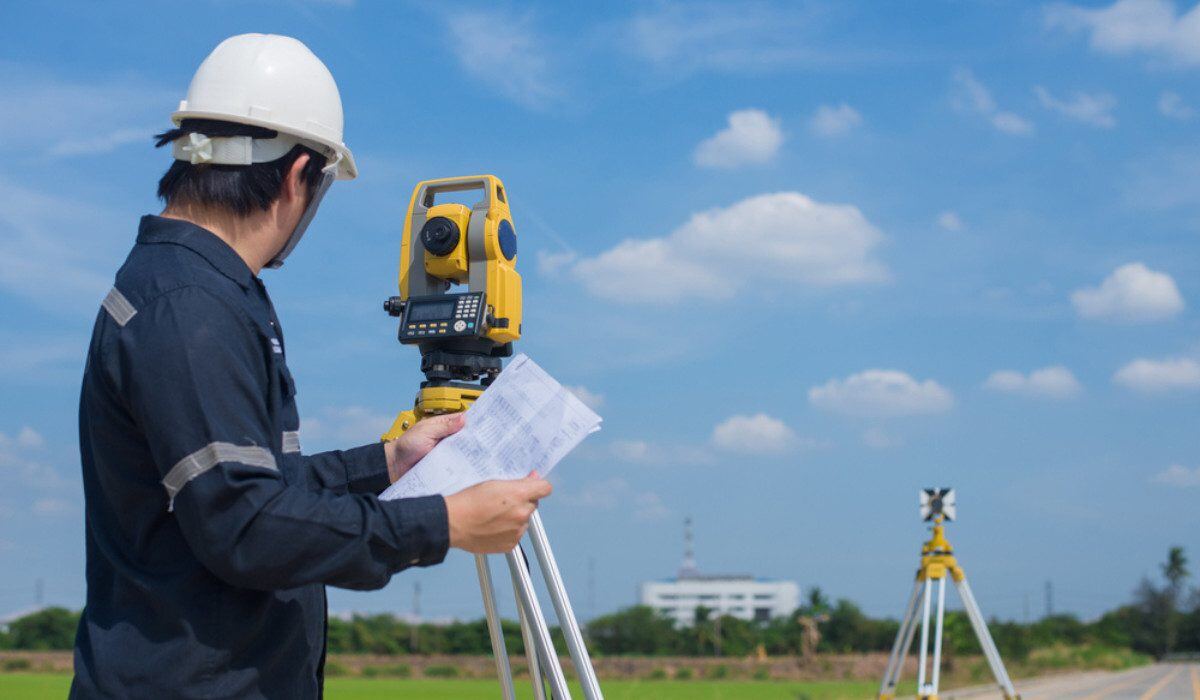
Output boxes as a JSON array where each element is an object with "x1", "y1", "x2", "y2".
[
  {"x1": 407, "y1": 300, "x2": 455, "y2": 322},
  {"x1": 398, "y1": 292, "x2": 486, "y2": 343}
]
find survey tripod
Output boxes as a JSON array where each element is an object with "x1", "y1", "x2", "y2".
[
  {"x1": 382, "y1": 175, "x2": 602, "y2": 699},
  {"x1": 878, "y1": 509, "x2": 1019, "y2": 700}
]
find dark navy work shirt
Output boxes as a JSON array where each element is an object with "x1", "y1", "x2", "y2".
[{"x1": 71, "y1": 215, "x2": 449, "y2": 698}]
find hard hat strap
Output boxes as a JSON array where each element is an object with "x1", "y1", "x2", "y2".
[{"x1": 171, "y1": 131, "x2": 307, "y2": 166}]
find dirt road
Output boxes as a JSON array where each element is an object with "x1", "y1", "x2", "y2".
[{"x1": 926, "y1": 663, "x2": 1200, "y2": 699}]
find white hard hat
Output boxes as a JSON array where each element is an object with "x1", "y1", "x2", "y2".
[{"x1": 172, "y1": 34, "x2": 357, "y2": 180}]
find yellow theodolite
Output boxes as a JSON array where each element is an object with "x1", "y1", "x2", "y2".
[
  {"x1": 379, "y1": 175, "x2": 603, "y2": 700},
  {"x1": 381, "y1": 175, "x2": 522, "y2": 439}
]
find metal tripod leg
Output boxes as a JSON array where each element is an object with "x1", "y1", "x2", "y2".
[
  {"x1": 879, "y1": 578, "x2": 923, "y2": 698},
  {"x1": 527, "y1": 512, "x2": 603, "y2": 700},
  {"x1": 930, "y1": 576, "x2": 947, "y2": 695},
  {"x1": 916, "y1": 577, "x2": 933, "y2": 694},
  {"x1": 955, "y1": 576, "x2": 1019, "y2": 698},
  {"x1": 511, "y1": 577, "x2": 548, "y2": 700},
  {"x1": 476, "y1": 554, "x2": 516, "y2": 700},
  {"x1": 507, "y1": 546, "x2": 571, "y2": 698}
]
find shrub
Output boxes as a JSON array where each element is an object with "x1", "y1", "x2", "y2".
[
  {"x1": 362, "y1": 663, "x2": 411, "y2": 678},
  {"x1": 3, "y1": 658, "x2": 33, "y2": 672},
  {"x1": 424, "y1": 664, "x2": 461, "y2": 678},
  {"x1": 323, "y1": 661, "x2": 350, "y2": 677},
  {"x1": 673, "y1": 667, "x2": 693, "y2": 680},
  {"x1": 705, "y1": 664, "x2": 730, "y2": 679},
  {"x1": 753, "y1": 666, "x2": 771, "y2": 680},
  {"x1": 644, "y1": 667, "x2": 667, "y2": 680}
]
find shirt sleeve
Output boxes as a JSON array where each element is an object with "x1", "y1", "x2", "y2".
[
  {"x1": 303, "y1": 443, "x2": 392, "y2": 495},
  {"x1": 118, "y1": 285, "x2": 449, "y2": 591}
]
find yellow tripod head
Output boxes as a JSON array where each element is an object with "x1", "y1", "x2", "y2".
[{"x1": 381, "y1": 175, "x2": 524, "y2": 439}]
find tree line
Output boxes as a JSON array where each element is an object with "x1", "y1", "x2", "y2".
[{"x1": 3, "y1": 548, "x2": 1196, "y2": 661}]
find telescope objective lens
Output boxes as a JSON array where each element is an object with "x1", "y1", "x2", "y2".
[{"x1": 420, "y1": 217, "x2": 460, "y2": 256}]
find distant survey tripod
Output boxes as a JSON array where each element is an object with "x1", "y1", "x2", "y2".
[{"x1": 878, "y1": 490, "x2": 1019, "y2": 700}]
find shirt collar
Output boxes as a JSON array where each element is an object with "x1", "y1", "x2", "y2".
[{"x1": 136, "y1": 215, "x2": 257, "y2": 289}]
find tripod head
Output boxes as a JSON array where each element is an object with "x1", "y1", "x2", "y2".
[{"x1": 382, "y1": 175, "x2": 523, "y2": 438}]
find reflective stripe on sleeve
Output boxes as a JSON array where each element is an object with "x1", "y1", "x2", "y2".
[
  {"x1": 281, "y1": 430, "x2": 301, "y2": 454},
  {"x1": 162, "y1": 442, "x2": 277, "y2": 511},
  {"x1": 101, "y1": 287, "x2": 137, "y2": 326}
]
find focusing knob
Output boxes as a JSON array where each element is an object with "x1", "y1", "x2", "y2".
[
  {"x1": 383, "y1": 296, "x2": 405, "y2": 317},
  {"x1": 420, "y1": 217, "x2": 460, "y2": 256}
]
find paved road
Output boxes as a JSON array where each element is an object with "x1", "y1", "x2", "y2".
[{"x1": 922, "y1": 663, "x2": 1200, "y2": 699}]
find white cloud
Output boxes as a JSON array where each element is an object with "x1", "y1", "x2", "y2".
[
  {"x1": 537, "y1": 250, "x2": 577, "y2": 276},
  {"x1": 809, "y1": 103, "x2": 862, "y2": 138},
  {"x1": 1158, "y1": 91, "x2": 1194, "y2": 119},
  {"x1": 48, "y1": 127, "x2": 153, "y2": 158},
  {"x1": 566, "y1": 385, "x2": 604, "y2": 410},
  {"x1": 990, "y1": 112, "x2": 1036, "y2": 135},
  {"x1": 937, "y1": 211, "x2": 964, "y2": 231},
  {"x1": 566, "y1": 477, "x2": 670, "y2": 521},
  {"x1": 0, "y1": 63, "x2": 170, "y2": 157},
  {"x1": 0, "y1": 428, "x2": 72, "y2": 490},
  {"x1": 1070, "y1": 262, "x2": 1185, "y2": 322},
  {"x1": 571, "y1": 192, "x2": 887, "y2": 304},
  {"x1": 0, "y1": 177, "x2": 127, "y2": 309},
  {"x1": 606, "y1": 439, "x2": 715, "y2": 467},
  {"x1": 444, "y1": 10, "x2": 559, "y2": 110},
  {"x1": 984, "y1": 366, "x2": 1083, "y2": 399},
  {"x1": 1034, "y1": 86, "x2": 1117, "y2": 127},
  {"x1": 610, "y1": 439, "x2": 653, "y2": 463},
  {"x1": 1153, "y1": 464, "x2": 1200, "y2": 487},
  {"x1": 951, "y1": 68, "x2": 1035, "y2": 135},
  {"x1": 693, "y1": 109, "x2": 784, "y2": 168},
  {"x1": 632, "y1": 491, "x2": 671, "y2": 521},
  {"x1": 1045, "y1": 0, "x2": 1200, "y2": 67},
  {"x1": 18, "y1": 427, "x2": 44, "y2": 449},
  {"x1": 711, "y1": 413, "x2": 796, "y2": 454},
  {"x1": 622, "y1": 4, "x2": 837, "y2": 74},
  {"x1": 301, "y1": 406, "x2": 395, "y2": 448},
  {"x1": 862, "y1": 427, "x2": 901, "y2": 449},
  {"x1": 1114, "y1": 357, "x2": 1200, "y2": 393},
  {"x1": 809, "y1": 370, "x2": 954, "y2": 417}
]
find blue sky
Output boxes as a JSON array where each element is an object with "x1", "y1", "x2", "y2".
[{"x1": 1, "y1": 0, "x2": 1198, "y2": 626}]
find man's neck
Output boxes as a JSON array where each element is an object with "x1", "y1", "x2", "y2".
[{"x1": 161, "y1": 204, "x2": 281, "y2": 275}]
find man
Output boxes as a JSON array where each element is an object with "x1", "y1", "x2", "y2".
[{"x1": 71, "y1": 34, "x2": 551, "y2": 698}]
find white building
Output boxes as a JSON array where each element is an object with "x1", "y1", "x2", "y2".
[
  {"x1": 639, "y1": 518, "x2": 800, "y2": 626},
  {"x1": 641, "y1": 574, "x2": 800, "y2": 626}
]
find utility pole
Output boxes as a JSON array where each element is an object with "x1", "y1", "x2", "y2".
[
  {"x1": 35, "y1": 578, "x2": 44, "y2": 607},
  {"x1": 1023, "y1": 592, "x2": 1030, "y2": 623},
  {"x1": 1044, "y1": 580, "x2": 1053, "y2": 618}
]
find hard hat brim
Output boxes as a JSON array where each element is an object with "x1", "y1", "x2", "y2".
[{"x1": 171, "y1": 109, "x2": 357, "y2": 180}]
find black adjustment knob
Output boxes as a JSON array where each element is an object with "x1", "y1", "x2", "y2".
[
  {"x1": 383, "y1": 297, "x2": 405, "y2": 317},
  {"x1": 420, "y1": 217, "x2": 460, "y2": 256}
]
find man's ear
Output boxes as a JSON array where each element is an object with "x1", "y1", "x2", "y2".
[{"x1": 284, "y1": 152, "x2": 311, "y2": 205}]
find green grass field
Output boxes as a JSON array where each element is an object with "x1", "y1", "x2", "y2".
[{"x1": 0, "y1": 673, "x2": 900, "y2": 699}]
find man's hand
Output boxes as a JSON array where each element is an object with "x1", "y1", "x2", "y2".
[
  {"x1": 384, "y1": 413, "x2": 465, "y2": 483},
  {"x1": 445, "y1": 474, "x2": 553, "y2": 554}
]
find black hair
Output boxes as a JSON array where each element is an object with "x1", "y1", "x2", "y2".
[{"x1": 154, "y1": 118, "x2": 329, "y2": 217}]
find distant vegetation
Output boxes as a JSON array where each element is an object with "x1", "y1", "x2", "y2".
[{"x1": 3, "y1": 548, "x2": 1196, "y2": 662}]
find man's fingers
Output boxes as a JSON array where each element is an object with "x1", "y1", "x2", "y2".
[
  {"x1": 518, "y1": 478, "x2": 553, "y2": 501},
  {"x1": 420, "y1": 413, "x2": 465, "y2": 438}
]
